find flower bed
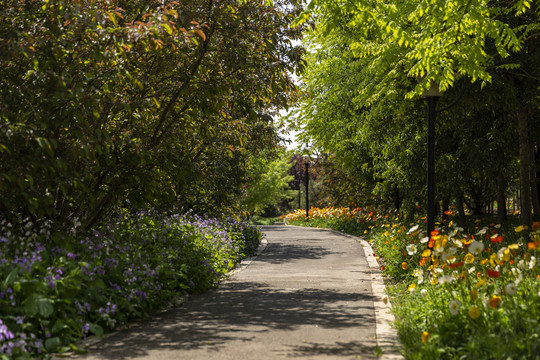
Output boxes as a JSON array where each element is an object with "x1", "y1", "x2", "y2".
[
  {"x1": 285, "y1": 207, "x2": 540, "y2": 359},
  {"x1": 0, "y1": 212, "x2": 261, "y2": 359}
]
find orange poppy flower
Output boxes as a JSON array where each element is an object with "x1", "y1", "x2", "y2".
[
  {"x1": 489, "y1": 296, "x2": 501, "y2": 308},
  {"x1": 490, "y1": 235, "x2": 503, "y2": 244},
  {"x1": 486, "y1": 269, "x2": 500, "y2": 278}
]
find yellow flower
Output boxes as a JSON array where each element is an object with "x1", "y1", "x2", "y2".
[
  {"x1": 408, "y1": 283, "x2": 417, "y2": 292},
  {"x1": 402, "y1": 262, "x2": 408, "y2": 270},
  {"x1": 515, "y1": 225, "x2": 526, "y2": 232},
  {"x1": 475, "y1": 278, "x2": 487, "y2": 288},
  {"x1": 421, "y1": 331, "x2": 430, "y2": 343},
  {"x1": 464, "y1": 253, "x2": 475, "y2": 264},
  {"x1": 489, "y1": 253, "x2": 499, "y2": 267},
  {"x1": 422, "y1": 249, "x2": 432, "y2": 257},
  {"x1": 501, "y1": 248, "x2": 511, "y2": 262},
  {"x1": 433, "y1": 235, "x2": 448, "y2": 250},
  {"x1": 469, "y1": 306, "x2": 481, "y2": 319}
]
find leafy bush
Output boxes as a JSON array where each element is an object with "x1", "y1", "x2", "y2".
[{"x1": 0, "y1": 213, "x2": 261, "y2": 358}]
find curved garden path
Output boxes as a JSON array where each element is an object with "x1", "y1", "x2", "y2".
[{"x1": 71, "y1": 225, "x2": 402, "y2": 360}]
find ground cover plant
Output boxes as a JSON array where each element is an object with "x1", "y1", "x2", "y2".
[
  {"x1": 284, "y1": 207, "x2": 540, "y2": 359},
  {"x1": 0, "y1": 212, "x2": 262, "y2": 359}
]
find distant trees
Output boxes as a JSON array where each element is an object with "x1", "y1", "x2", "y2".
[
  {"x1": 241, "y1": 151, "x2": 296, "y2": 216},
  {"x1": 0, "y1": 0, "x2": 305, "y2": 228}
]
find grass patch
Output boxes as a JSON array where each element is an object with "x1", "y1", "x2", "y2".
[{"x1": 251, "y1": 216, "x2": 281, "y2": 225}]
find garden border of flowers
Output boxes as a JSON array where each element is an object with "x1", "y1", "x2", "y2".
[
  {"x1": 0, "y1": 213, "x2": 265, "y2": 359},
  {"x1": 283, "y1": 207, "x2": 540, "y2": 359},
  {"x1": 57, "y1": 238, "x2": 271, "y2": 357}
]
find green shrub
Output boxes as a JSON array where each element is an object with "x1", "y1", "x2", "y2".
[{"x1": 0, "y1": 212, "x2": 261, "y2": 358}]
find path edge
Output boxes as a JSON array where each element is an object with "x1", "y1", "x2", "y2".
[
  {"x1": 285, "y1": 225, "x2": 404, "y2": 360},
  {"x1": 54, "y1": 235, "x2": 270, "y2": 358}
]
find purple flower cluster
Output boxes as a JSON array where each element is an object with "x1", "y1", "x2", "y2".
[
  {"x1": 0, "y1": 320, "x2": 14, "y2": 342},
  {"x1": 0, "y1": 211, "x2": 261, "y2": 358},
  {"x1": 0, "y1": 319, "x2": 43, "y2": 356}
]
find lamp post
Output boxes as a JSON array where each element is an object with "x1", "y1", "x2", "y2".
[
  {"x1": 305, "y1": 160, "x2": 309, "y2": 220},
  {"x1": 422, "y1": 82, "x2": 442, "y2": 239}
]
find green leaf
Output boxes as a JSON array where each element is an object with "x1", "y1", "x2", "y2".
[
  {"x1": 161, "y1": 23, "x2": 173, "y2": 35},
  {"x1": 52, "y1": 320, "x2": 67, "y2": 334},
  {"x1": 4, "y1": 268, "x2": 18, "y2": 287},
  {"x1": 69, "y1": 343, "x2": 88, "y2": 354},
  {"x1": 45, "y1": 337, "x2": 60, "y2": 352},
  {"x1": 89, "y1": 323, "x2": 104, "y2": 337},
  {"x1": 24, "y1": 295, "x2": 54, "y2": 318},
  {"x1": 20, "y1": 279, "x2": 39, "y2": 296}
]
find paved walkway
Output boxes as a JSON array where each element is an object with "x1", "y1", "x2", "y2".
[{"x1": 73, "y1": 226, "x2": 402, "y2": 360}]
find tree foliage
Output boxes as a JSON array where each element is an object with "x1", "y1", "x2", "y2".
[
  {"x1": 298, "y1": 0, "x2": 534, "y2": 98},
  {"x1": 0, "y1": 0, "x2": 305, "y2": 228},
  {"x1": 292, "y1": 0, "x2": 540, "y2": 223},
  {"x1": 241, "y1": 151, "x2": 296, "y2": 216}
]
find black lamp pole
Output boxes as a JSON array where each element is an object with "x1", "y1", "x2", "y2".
[
  {"x1": 426, "y1": 96, "x2": 438, "y2": 237},
  {"x1": 305, "y1": 161, "x2": 309, "y2": 220},
  {"x1": 420, "y1": 80, "x2": 442, "y2": 241}
]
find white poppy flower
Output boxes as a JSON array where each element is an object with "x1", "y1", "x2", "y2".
[
  {"x1": 449, "y1": 299, "x2": 461, "y2": 315},
  {"x1": 468, "y1": 240, "x2": 485, "y2": 255},
  {"x1": 439, "y1": 275, "x2": 453, "y2": 284},
  {"x1": 505, "y1": 283, "x2": 517, "y2": 295},
  {"x1": 476, "y1": 227, "x2": 488, "y2": 235},
  {"x1": 406, "y1": 244, "x2": 418, "y2": 255},
  {"x1": 408, "y1": 224, "x2": 420, "y2": 234}
]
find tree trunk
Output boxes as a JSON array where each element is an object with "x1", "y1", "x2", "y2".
[
  {"x1": 497, "y1": 173, "x2": 507, "y2": 225},
  {"x1": 456, "y1": 193, "x2": 467, "y2": 231},
  {"x1": 531, "y1": 144, "x2": 540, "y2": 220},
  {"x1": 517, "y1": 105, "x2": 532, "y2": 227},
  {"x1": 393, "y1": 186, "x2": 401, "y2": 213},
  {"x1": 442, "y1": 197, "x2": 450, "y2": 221},
  {"x1": 537, "y1": 145, "x2": 540, "y2": 219}
]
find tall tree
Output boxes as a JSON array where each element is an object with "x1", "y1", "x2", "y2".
[
  {"x1": 0, "y1": 0, "x2": 305, "y2": 228},
  {"x1": 294, "y1": 0, "x2": 539, "y2": 225}
]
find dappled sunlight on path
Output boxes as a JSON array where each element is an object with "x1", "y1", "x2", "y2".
[{"x1": 75, "y1": 226, "x2": 380, "y2": 360}]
